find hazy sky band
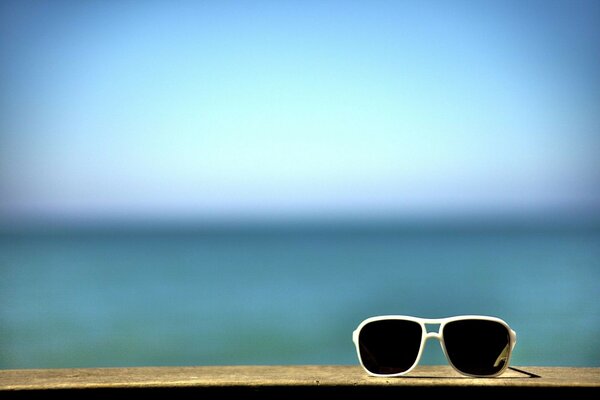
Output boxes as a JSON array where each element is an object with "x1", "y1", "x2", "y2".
[{"x1": 1, "y1": 0, "x2": 599, "y2": 222}]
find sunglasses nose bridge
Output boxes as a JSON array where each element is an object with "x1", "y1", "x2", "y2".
[{"x1": 424, "y1": 331, "x2": 442, "y2": 342}]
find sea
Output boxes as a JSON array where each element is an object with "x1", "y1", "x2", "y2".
[{"x1": 1, "y1": 219, "x2": 599, "y2": 369}]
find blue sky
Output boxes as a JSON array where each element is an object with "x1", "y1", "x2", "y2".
[{"x1": 1, "y1": 0, "x2": 599, "y2": 223}]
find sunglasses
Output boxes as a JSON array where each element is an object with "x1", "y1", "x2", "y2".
[{"x1": 353, "y1": 315, "x2": 517, "y2": 377}]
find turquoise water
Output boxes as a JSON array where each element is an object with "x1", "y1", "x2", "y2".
[{"x1": 1, "y1": 222, "x2": 599, "y2": 368}]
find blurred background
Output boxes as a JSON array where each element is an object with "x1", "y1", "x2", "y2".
[{"x1": 1, "y1": 0, "x2": 599, "y2": 369}]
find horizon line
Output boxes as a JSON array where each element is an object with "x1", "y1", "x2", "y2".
[{"x1": 1, "y1": 211, "x2": 599, "y2": 234}]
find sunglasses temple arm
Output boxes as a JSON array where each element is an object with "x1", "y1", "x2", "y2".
[
  {"x1": 493, "y1": 329, "x2": 517, "y2": 368},
  {"x1": 493, "y1": 344, "x2": 510, "y2": 367}
]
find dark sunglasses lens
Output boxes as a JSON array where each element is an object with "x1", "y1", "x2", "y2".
[
  {"x1": 443, "y1": 319, "x2": 511, "y2": 376},
  {"x1": 358, "y1": 319, "x2": 423, "y2": 375}
]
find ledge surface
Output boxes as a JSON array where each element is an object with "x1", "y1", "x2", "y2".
[{"x1": 1, "y1": 365, "x2": 598, "y2": 398}]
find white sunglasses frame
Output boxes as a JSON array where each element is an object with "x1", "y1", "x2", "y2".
[{"x1": 352, "y1": 315, "x2": 517, "y2": 378}]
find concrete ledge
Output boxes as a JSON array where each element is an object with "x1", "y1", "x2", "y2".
[{"x1": 1, "y1": 365, "x2": 598, "y2": 399}]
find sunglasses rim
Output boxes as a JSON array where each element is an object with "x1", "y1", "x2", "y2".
[{"x1": 353, "y1": 315, "x2": 517, "y2": 378}]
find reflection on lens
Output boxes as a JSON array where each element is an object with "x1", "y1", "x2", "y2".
[
  {"x1": 443, "y1": 319, "x2": 511, "y2": 376},
  {"x1": 358, "y1": 319, "x2": 423, "y2": 375}
]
